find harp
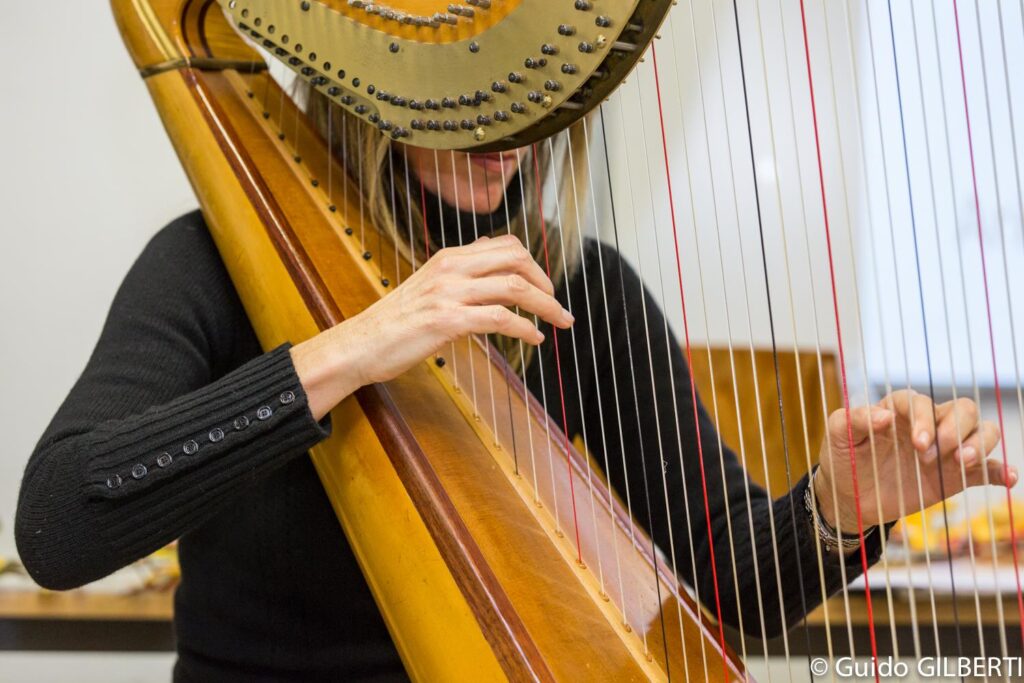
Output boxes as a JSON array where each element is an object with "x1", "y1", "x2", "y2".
[{"x1": 110, "y1": 0, "x2": 1024, "y2": 681}]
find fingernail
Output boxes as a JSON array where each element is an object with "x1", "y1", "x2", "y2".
[
  {"x1": 917, "y1": 430, "x2": 931, "y2": 448},
  {"x1": 960, "y1": 446, "x2": 978, "y2": 466},
  {"x1": 562, "y1": 309, "x2": 575, "y2": 325},
  {"x1": 924, "y1": 444, "x2": 938, "y2": 462},
  {"x1": 535, "y1": 331, "x2": 545, "y2": 343},
  {"x1": 1010, "y1": 468, "x2": 1019, "y2": 486}
]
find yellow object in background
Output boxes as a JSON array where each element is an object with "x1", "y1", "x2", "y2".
[{"x1": 892, "y1": 497, "x2": 1024, "y2": 557}]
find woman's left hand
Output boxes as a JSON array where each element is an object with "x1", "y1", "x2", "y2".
[{"x1": 815, "y1": 389, "x2": 1018, "y2": 532}]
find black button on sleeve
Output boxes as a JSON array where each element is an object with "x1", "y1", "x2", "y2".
[
  {"x1": 131, "y1": 464, "x2": 148, "y2": 480},
  {"x1": 157, "y1": 453, "x2": 173, "y2": 468},
  {"x1": 183, "y1": 439, "x2": 199, "y2": 455},
  {"x1": 256, "y1": 406, "x2": 273, "y2": 421},
  {"x1": 106, "y1": 474, "x2": 123, "y2": 490},
  {"x1": 209, "y1": 428, "x2": 225, "y2": 443},
  {"x1": 279, "y1": 390, "x2": 296, "y2": 405},
  {"x1": 233, "y1": 415, "x2": 250, "y2": 431}
]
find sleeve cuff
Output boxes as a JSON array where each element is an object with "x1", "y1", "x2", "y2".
[{"x1": 84, "y1": 343, "x2": 331, "y2": 499}]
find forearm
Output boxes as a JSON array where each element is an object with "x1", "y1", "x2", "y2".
[{"x1": 16, "y1": 345, "x2": 330, "y2": 590}]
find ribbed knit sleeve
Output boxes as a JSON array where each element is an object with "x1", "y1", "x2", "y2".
[{"x1": 16, "y1": 212, "x2": 331, "y2": 590}]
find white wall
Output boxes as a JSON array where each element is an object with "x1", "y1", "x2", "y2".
[{"x1": 0, "y1": 5, "x2": 195, "y2": 559}]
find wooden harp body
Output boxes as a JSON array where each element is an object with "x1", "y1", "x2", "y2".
[{"x1": 110, "y1": 1, "x2": 744, "y2": 680}]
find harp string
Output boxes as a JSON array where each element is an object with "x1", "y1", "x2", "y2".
[
  {"x1": 727, "y1": 0, "x2": 819, "y2": 671},
  {"x1": 669, "y1": 4, "x2": 789, "y2": 669},
  {"x1": 694, "y1": 0, "x2": 800, "y2": 661},
  {"x1": 825, "y1": 0, "x2": 907, "y2": 660},
  {"x1": 491, "y1": 155, "x2": 523, "y2": 475},
  {"x1": 402, "y1": 146, "x2": 415, "y2": 275},
  {"x1": 529, "y1": 143, "x2": 584, "y2": 563},
  {"x1": 747, "y1": 0, "x2": 841, "y2": 666},
  {"x1": 622, "y1": 64, "x2": 701, "y2": 672},
  {"x1": 594, "y1": 107, "x2": 650, "y2": 628},
  {"x1": 463, "y1": 154, "x2": 500, "y2": 442},
  {"x1": 447, "y1": 150, "x2": 481, "y2": 418},
  {"x1": 859, "y1": 0, "x2": 944, "y2": 659},
  {"x1": 660, "y1": 12, "x2": 767, "y2": 672},
  {"x1": 992, "y1": 0, "x2": 1024, "y2": 480},
  {"x1": 797, "y1": 0, "x2": 882, "y2": 674},
  {"x1": 579, "y1": 117, "x2": 631, "y2": 624},
  {"x1": 607, "y1": 92, "x2": 669, "y2": 661},
  {"x1": 885, "y1": 0, "x2": 969, "y2": 655},
  {"x1": 908, "y1": 0, "x2": 1000, "y2": 661},
  {"x1": 951, "y1": 0, "x2": 1024, "y2": 651},
  {"x1": 833, "y1": 0, "x2": 921, "y2": 662},
  {"x1": 557, "y1": 130, "x2": 607, "y2": 592},
  {"x1": 514, "y1": 146, "x2": 556, "y2": 516}
]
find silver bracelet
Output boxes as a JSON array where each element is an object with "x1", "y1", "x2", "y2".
[{"x1": 803, "y1": 473, "x2": 875, "y2": 554}]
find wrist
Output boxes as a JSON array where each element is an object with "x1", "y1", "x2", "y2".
[{"x1": 290, "y1": 326, "x2": 365, "y2": 421}]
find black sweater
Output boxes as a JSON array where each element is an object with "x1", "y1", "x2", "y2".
[{"x1": 17, "y1": 211, "x2": 883, "y2": 681}]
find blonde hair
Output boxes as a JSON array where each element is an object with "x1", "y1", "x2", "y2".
[{"x1": 305, "y1": 87, "x2": 591, "y2": 286}]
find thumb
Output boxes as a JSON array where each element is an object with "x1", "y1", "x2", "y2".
[{"x1": 828, "y1": 405, "x2": 893, "y2": 449}]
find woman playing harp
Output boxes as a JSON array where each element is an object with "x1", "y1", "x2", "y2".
[{"x1": 16, "y1": 10, "x2": 1017, "y2": 683}]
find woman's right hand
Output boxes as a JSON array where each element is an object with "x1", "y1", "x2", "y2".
[{"x1": 291, "y1": 234, "x2": 574, "y2": 420}]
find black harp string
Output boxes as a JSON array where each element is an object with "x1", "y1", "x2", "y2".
[
  {"x1": 610, "y1": 77, "x2": 673, "y2": 669},
  {"x1": 702, "y1": 0, "x2": 811, "y2": 668},
  {"x1": 725, "y1": 0, "x2": 816, "y2": 668},
  {"x1": 594, "y1": 107, "x2": 646, "y2": 627},
  {"x1": 603, "y1": 96, "x2": 661, "y2": 658},
  {"x1": 637, "y1": 44, "x2": 713, "y2": 676},
  {"x1": 775, "y1": 0, "x2": 859, "y2": 657},
  {"x1": 554, "y1": 130, "x2": 607, "y2": 588},
  {"x1": 748, "y1": 0, "x2": 839, "y2": 667},
  {"x1": 820, "y1": 0, "x2": 901, "y2": 659},
  {"x1": 579, "y1": 116, "x2": 632, "y2": 617},
  {"x1": 679, "y1": 0, "x2": 784, "y2": 661}
]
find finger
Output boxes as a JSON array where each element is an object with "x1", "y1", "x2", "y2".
[
  {"x1": 465, "y1": 244, "x2": 556, "y2": 296},
  {"x1": 934, "y1": 397, "x2": 980, "y2": 456},
  {"x1": 965, "y1": 458, "x2": 1018, "y2": 489},
  {"x1": 827, "y1": 405, "x2": 893, "y2": 448},
  {"x1": 886, "y1": 390, "x2": 939, "y2": 460},
  {"x1": 953, "y1": 421, "x2": 1001, "y2": 469},
  {"x1": 464, "y1": 275, "x2": 573, "y2": 329},
  {"x1": 463, "y1": 305, "x2": 545, "y2": 345}
]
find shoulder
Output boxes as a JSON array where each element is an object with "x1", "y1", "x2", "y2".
[
  {"x1": 122, "y1": 210, "x2": 232, "y2": 300},
  {"x1": 109, "y1": 210, "x2": 253, "y2": 365}
]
